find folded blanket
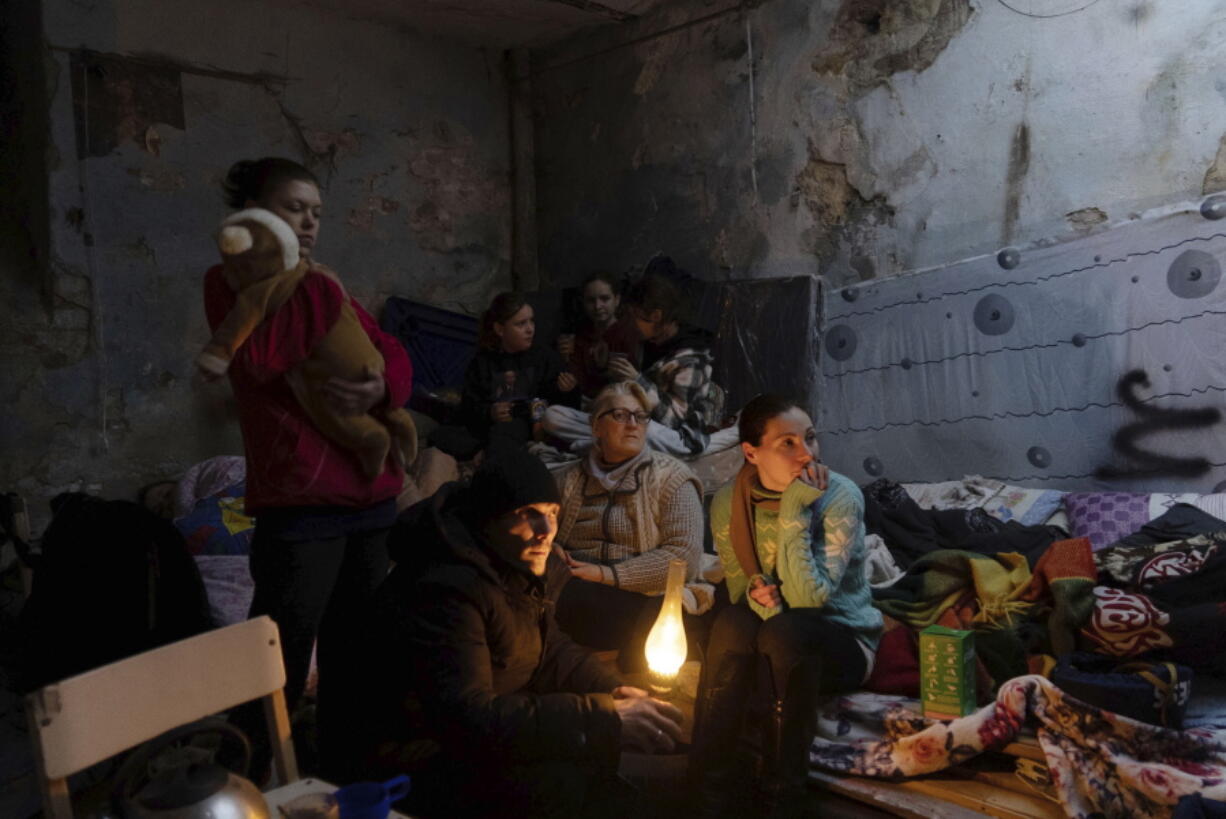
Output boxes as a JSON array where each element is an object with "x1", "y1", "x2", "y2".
[
  {"x1": 1081, "y1": 586, "x2": 1226, "y2": 676},
  {"x1": 1145, "y1": 545, "x2": 1226, "y2": 610},
  {"x1": 1096, "y1": 533, "x2": 1226, "y2": 588},
  {"x1": 1086, "y1": 521, "x2": 1226, "y2": 675}
]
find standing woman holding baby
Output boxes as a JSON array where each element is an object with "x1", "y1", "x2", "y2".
[{"x1": 202, "y1": 157, "x2": 413, "y2": 778}]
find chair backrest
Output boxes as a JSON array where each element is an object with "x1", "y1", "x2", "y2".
[
  {"x1": 26, "y1": 615, "x2": 298, "y2": 819},
  {"x1": 1, "y1": 492, "x2": 35, "y2": 597}
]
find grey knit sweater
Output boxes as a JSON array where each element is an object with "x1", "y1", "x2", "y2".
[{"x1": 554, "y1": 451, "x2": 704, "y2": 594}]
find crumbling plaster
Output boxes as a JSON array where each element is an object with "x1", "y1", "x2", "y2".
[
  {"x1": 532, "y1": 0, "x2": 1226, "y2": 286},
  {"x1": 2, "y1": 0, "x2": 513, "y2": 527}
]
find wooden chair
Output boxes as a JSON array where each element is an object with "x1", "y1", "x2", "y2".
[{"x1": 25, "y1": 615, "x2": 299, "y2": 819}]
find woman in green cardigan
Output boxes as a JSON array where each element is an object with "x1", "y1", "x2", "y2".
[{"x1": 690, "y1": 394, "x2": 883, "y2": 818}]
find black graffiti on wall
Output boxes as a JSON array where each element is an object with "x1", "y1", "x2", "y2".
[{"x1": 1096, "y1": 369, "x2": 1222, "y2": 479}]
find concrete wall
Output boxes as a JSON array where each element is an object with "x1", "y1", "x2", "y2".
[
  {"x1": 533, "y1": 0, "x2": 1226, "y2": 286},
  {"x1": 1, "y1": 0, "x2": 512, "y2": 525},
  {"x1": 8, "y1": 0, "x2": 1225, "y2": 525}
]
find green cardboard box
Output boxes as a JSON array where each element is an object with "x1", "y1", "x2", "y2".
[{"x1": 919, "y1": 625, "x2": 976, "y2": 719}]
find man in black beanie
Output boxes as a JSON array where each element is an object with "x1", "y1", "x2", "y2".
[{"x1": 342, "y1": 447, "x2": 683, "y2": 818}]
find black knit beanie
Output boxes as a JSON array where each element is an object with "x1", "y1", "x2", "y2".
[{"x1": 466, "y1": 445, "x2": 560, "y2": 525}]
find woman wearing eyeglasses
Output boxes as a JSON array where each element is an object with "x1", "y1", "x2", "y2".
[{"x1": 552, "y1": 381, "x2": 716, "y2": 671}]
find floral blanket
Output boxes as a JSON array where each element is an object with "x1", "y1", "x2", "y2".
[{"x1": 811, "y1": 674, "x2": 1226, "y2": 818}]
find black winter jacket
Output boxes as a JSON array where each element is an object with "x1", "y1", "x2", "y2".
[
  {"x1": 366, "y1": 484, "x2": 624, "y2": 774},
  {"x1": 460, "y1": 344, "x2": 578, "y2": 435}
]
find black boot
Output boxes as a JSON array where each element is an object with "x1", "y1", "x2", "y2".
[
  {"x1": 758, "y1": 657, "x2": 823, "y2": 819},
  {"x1": 689, "y1": 651, "x2": 755, "y2": 819}
]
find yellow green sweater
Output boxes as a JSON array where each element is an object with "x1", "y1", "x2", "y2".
[{"x1": 711, "y1": 471, "x2": 883, "y2": 654}]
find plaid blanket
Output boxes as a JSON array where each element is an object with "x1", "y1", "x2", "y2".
[
  {"x1": 865, "y1": 538, "x2": 1097, "y2": 695},
  {"x1": 637, "y1": 344, "x2": 725, "y2": 456}
]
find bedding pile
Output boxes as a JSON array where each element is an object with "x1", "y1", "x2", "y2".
[{"x1": 811, "y1": 476, "x2": 1226, "y2": 817}]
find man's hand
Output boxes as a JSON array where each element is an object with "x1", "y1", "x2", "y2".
[
  {"x1": 797, "y1": 461, "x2": 829, "y2": 490},
  {"x1": 614, "y1": 694, "x2": 683, "y2": 753},
  {"x1": 606, "y1": 356, "x2": 639, "y2": 382},
  {"x1": 490, "y1": 402, "x2": 513, "y2": 423},
  {"x1": 324, "y1": 367, "x2": 386, "y2": 416},
  {"x1": 557, "y1": 371, "x2": 578, "y2": 392},
  {"x1": 748, "y1": 575, "x2": 782, "y2": 609},
  {"x1": 612, "y1": 686, "x2": 650, "y2": 700}
]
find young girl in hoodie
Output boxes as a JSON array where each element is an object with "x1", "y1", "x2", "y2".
[{"x1": 459, "y1": 291, "x2": 579, "y2": 450}]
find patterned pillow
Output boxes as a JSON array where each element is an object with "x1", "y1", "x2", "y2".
[
  {"x1": 1064, "y1": 493, "x2": 1154, "y2": 551},
  {"x1": 902, "y1": 476, "x2": 1065, "y2": 526},
  {"x1": 982, "y1": 485, "x2": 1066, "y2": 526},
  {"x1": 1064, "y1": 491, "x2": 1226, "y2": 551}
]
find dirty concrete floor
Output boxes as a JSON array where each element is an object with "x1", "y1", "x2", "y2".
[
  {"x1": 622, "y1": 738, "x2": 895, "y2": 818},
  {"x1": 623, "y1": 750, "x2": 896, "y2": 819}
]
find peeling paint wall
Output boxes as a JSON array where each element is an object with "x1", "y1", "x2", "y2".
[
  {"x1": 1, "y1": 0, "x2": 512, "y2": 527},
  {"x1": 533, "y1": 0, "x2": 1226, "y2": 286}
]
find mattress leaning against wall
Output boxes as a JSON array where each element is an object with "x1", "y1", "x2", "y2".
[{"x1": 819, "y1": 195, "x2": 1226, "y2": 494}]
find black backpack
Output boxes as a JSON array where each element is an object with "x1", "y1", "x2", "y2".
[{"x1": 16, "y1": 493, "x2": 214, "y2": 693}]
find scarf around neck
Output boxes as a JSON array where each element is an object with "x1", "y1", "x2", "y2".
[
  {"x1": 729, "y1": 463, "x2": 784, "y2": 580},
  {"x1": 585, "y1": 446, "x2": 651, "y2": 492}
]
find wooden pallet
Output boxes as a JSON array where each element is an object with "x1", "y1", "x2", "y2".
[
  {"x1": 810, "y1": 733, "x2": 1061, "y2": 818},
  {"x1": 811, "y1": 766, "x2": 1063, "y2": 819}
]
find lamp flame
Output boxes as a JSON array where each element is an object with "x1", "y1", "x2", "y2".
[{"x1": 644, "y1": 559, "x2": 688, "y2": 680}]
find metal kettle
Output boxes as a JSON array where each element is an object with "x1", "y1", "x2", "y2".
[{"x1": 113, "y1": 718, "x2": 270, "y2": 819}]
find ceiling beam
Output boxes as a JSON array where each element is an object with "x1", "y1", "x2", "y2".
[{"x1": 536, "y1": 0, "x2": 638, "y2": 23}]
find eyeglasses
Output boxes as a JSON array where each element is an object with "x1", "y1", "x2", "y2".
[{"x1": 598, "y1": 408, "x2": 651, "y2": 426}]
